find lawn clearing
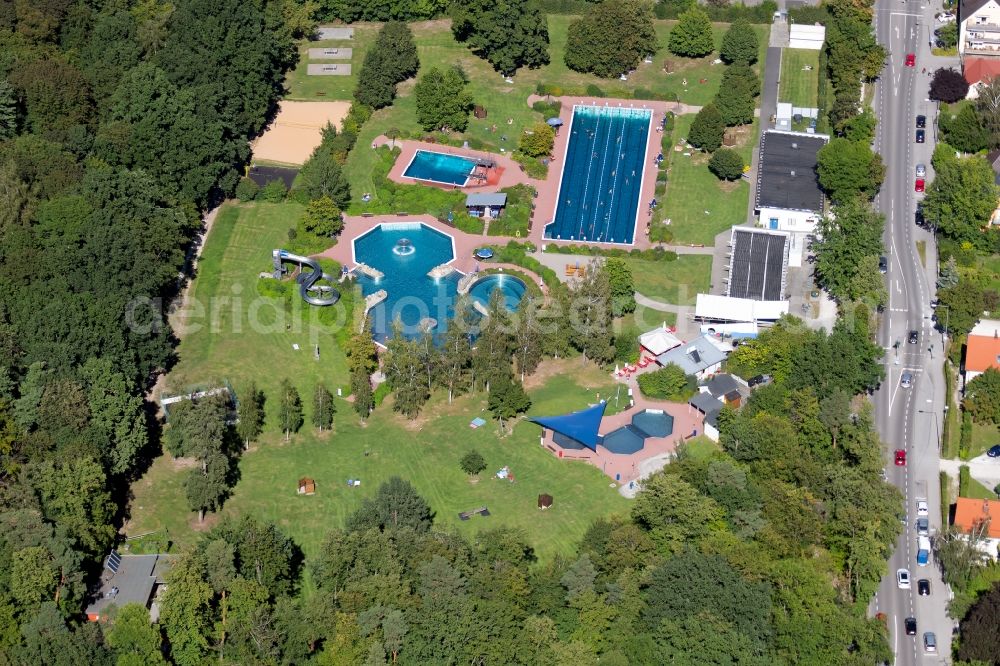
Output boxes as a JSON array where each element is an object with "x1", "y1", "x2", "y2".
[
  {"x1": 627, "y1": 255, "x2": 712, "y2": 306},
  {"x1": 969, "y1": 420, "x2": 998, "y2": 460},
  {"x1": 778, "y1": 48, "x2": 820, "y2": 108},
  {"x1": 661, "y1": 114, "x2": 757, "y2": 245},
  {"x1": 285, "y1": 25, "x2": 380, "y2": 100},
  {"x1": 131, "y1": 202, "x2": 630, "y2": 568}
]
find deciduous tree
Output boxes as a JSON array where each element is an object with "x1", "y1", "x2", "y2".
[
  {"x1": 451, "y1": 0, "x2": 550, "y2": 76},
  {"x1": 922, "y1": 149, "x2": 999, "y2": 245},
  {"x1": 312, "y1": 382, "x2": 335, "y2": 431},
  {"x1": 460, "y1": 450, "x2": 487, "y2": 476},
  {"x1": 816, "y1": 137, "x2": 885, "y2": 202},
  {"x1": 105, "y1": 603, "x2": 167, "y2": 666},
  {"x1": 301, "y1": 196, "x2": 343, "y2": 237},
  {"x1": 564, "y1": 0, "x2": 657, "y2": 78},
  {"x1": 487, "y1": 371, "x2": 531, "y2": 433},
  {"x1": 708, "y1": 148, "x2": 745, "y2": 180},
  {"x1": 668, "y1": 8, "x2": 714, "y2": 58},
  {"x1": 277, "y1": 379, "x2": 303, "y2": 440},
  {"x1": 236, "y1": 381, "x2": 264, "y2": 450},
  {"x1": 941, "y1": 103, "x2": 988, "y2": 153},
  {"x1": 346, "y1": 476, "x2": 434, "y2": 533},
  {"x1": 929, "y1": 67, "x2": 970, "y2": 103},
  {"x1": 604, "y1": 258, "x2": 636, "y2": 316},
  {"x1": 414, "y1": 67, "x2": 474, "y2": 132},
  {"x1": 964, "y1": 368, "x2": 1000, "y2": 425},
  {"x1": 518, "y1": 122, "x2": 555, "y2": 158}
]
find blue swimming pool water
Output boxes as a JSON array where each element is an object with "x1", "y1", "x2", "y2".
[
  {"x1": 353, "y1": 223, "x2": 525, "y2": 343},
  {"x1": 601, "y1": 425, "x2": 647, "y2": 455},
  {"x1": 545, "y1": 106, "x2": 651, "y2": 245},
  {"x1": 631, "y1": 409, "x2": 674, "y2": 438},
  {"x1": 403, "y1": 150, "x2": 477, "y2": 186},
  {"x1": 468, "y1": 274, "x2": 528, "y2": 312}
]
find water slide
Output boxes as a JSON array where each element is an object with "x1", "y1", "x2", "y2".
[{"x1": 272, "y1": 249, "x2": 340, "y2": 306}]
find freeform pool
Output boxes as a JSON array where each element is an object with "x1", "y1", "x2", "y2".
[
  {"x1": 352, "y1": 223, "x2": 526, "y2": 343},
  {"x1": 598, "y1": 409, "x2": 675, "y2": 455},
  {"x1": 545, "y1": 105, "x2": 652, "y2": 245},
  {"x1": 403, "y1": 150, "x2": 477, "y2": 186},
  {"x1": 468, "y1": 274, "x2": 528, "y2": 312}
]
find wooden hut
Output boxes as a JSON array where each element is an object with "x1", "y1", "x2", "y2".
[
  {"x1": 297, "y1": 478, "x2": 316, "y2": 495},
  {"x1": 538, "y1": 494, "x2": 553, "y2": 510}
]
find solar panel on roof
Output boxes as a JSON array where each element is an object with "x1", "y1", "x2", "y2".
[{"x1": 106, "y1": 550, "x2": 121, "y2": 573}]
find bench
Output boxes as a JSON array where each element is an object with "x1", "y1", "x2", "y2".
[{"x1": 457, "y1": 506, "x2": 490, "y2": 521}]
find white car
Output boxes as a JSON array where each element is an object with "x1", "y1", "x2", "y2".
[
  {"x1": 916, "y1": 163, "x2": 926, "y2": 178},
  {"x1": 936, "y1": 11, "x2": 956, "y2": 22},
  {"x1": 897, "y1": 568, "x2": 912, "y2": 589},
  {"x1": 917, "y1": 500, "x2": 929, "y2": 516}
]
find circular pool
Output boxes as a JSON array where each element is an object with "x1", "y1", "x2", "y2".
[{"x1": 468, "y1": 274, "x2": 528, "y2": 312}]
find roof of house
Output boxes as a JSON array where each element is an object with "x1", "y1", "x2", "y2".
[
  {"x1": 465, "y1": 193, "x2": 507, "y2": 207},
  {"x1": 638, "y1": 326, "x2": 683, "y2": 356},
  {"x1": 966, "y1": 321, "x2": 1000, "y2": 373},
  {"x1": 727, "y1": 229, "x2": 790, "y2": 301},
  {"x1": 689, "y1": 391, "x2": 725, "y2": 414},
  {"x1": 704, "y1": 374, "x2": 740, "y2": 398},
  {"x1": 964, "y1": 57, "x2": 1000, "y2": 86},
  {"x1": 85, "y1": 554, "x2": 174, "y2": 619},
  {"x1": 789, "y1": 24, "x2": 826, "y2": 39},
  {"x1": 697, "y1": 294, "x2": 789, "y2": 322},
  {"x1": 953, "y1": 497, "x2": 1000, "y2": 539},
  {"x1": 755, "y1": 131, "x2": 828, "y2": 213},
  {"x1": 961, "y1": 0, "x2": 995, "y2": 22},
  {"x1": 657, "y1": 335, "x2": 729, "y2": 375}
]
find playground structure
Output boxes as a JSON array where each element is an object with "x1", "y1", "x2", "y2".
[{"x1": 272, "y1": 249, "x2": 340, "y2": 306}]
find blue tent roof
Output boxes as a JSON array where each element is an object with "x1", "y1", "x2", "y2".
[{"x1": 529, "y1": 401, "x2": 607, "y2": 451}]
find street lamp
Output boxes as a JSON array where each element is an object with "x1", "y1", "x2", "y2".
[
  {"x1": 937, "y1": 304, "x2": 949, "y2": 347},
  {"x1": 917, "y1": 409, "x2": 942, "y2": 451}
]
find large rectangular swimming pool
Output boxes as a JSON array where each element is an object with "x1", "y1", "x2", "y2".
[
  {"x1": 403, "y1": 150, "x2": 477, "y2": 186},
  {"x1": 545, "y1": 105, "x2": 651, "y2": 245}
]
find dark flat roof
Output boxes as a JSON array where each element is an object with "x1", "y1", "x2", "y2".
[
  {"x1": 728, "y1": 229, "x2": 788, "y2": 301},
  {"x1": 755, "y1": 131, "x2": 827, "y2": 213}
]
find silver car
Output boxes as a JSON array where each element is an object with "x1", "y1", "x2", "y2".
[
  {"x1": 901, "y1": 372, "x2": 913, "y2": 389},
  {"x1": 916, "y1": 163, "x2": 926, "y2": 178},
  {"x1": 924, "y1": 632, "x2": 937, "y2": 653}
]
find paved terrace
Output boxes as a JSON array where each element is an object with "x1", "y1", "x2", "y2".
[{"x1": 539, "y1": 397, "x2": 704, "y2": 485}]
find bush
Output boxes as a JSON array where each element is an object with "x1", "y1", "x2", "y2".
[
  {"x1": 519, "y1": 122, "x2": 555, "y2": 158},
  {"x1": 542, "y1": 243, "x2": 678, "y2": 262},
  {"x1": 688, "y1": 104, "x2": 725, "y2": 152},
  {"x1": 532, "y1": 99, "x2": 562, "y2": 118},
  {"x1": 959, "y1": 464, "x2": 971, "y2": 496},
  {"x1": 960, "y1": 411, "x2": 973, "y2": 459},
  {"x1": 708, "y1": 148, "x2": 745, "y2": 180},
  {"x1": 614, "y1": 327, "x2": 641, "y2": 363},
  {"x1": 258, "y1": 179, "x2": 287, "y2": 202},
  {"x1": 373, "y1": 381, "x2": 391, "y2": 407},
  {"x1": 636, "y1": 363, "x2": 696, "y2": 400},
  {"x1": 585, "y1": 83, "x2": 606, "y2": 97},
  {"x1": 235, "y1": 177, "x2": 259, "y2": 202},
  {"x1": 668, "y1": 8, "x2": 715, "y2": 58}
]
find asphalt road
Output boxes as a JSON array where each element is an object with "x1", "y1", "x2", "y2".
[{"x1": 871, "y1": 1, "x2": 957, "y2": 664}]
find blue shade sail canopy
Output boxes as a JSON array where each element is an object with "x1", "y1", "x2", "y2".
[{"x1": 529, "y1": 401, "x2": 608, "y2": 451}]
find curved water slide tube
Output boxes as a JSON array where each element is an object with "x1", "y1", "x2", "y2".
[{"x1": 272, "y1": 249, "x2": 340, "y2": 306}]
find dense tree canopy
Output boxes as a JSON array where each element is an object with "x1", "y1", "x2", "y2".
[
  {"x1": 688, "y1": 103, "x2": 725, "y2": 151},
  {"x1": 709, "y1": 147, "x2": 745, "y2": 180},
  {"x1": 565, "y1": 0, "x2": 658, "y2": 78},
  {"x1": 922, "y1": 147, "x2": 1000, "y2": 246},
  {"x1": 720, "y1": 19, "x2": 759, "y2": 65},
  {"x1": 451, "y1": 0, "x2": 550, "y2": 76},
  {"x1": 812, "y1": 197, "x2": 886, "y2": 302},
  {"x1": 816, "y1": 137, "x2": 885, "y2": 203},
  {"x1": 354, "y1": 21, "x2": 419, "y2": 110},
  {"x1": 929, "y1": 67, "x2": 970, "y2": 103},
  {"x1": 669, "y1": 8, "x2": 715, "y2": 57},
  {"x1": 414, "y1": 67, "x2": 474, "y2": 132}
]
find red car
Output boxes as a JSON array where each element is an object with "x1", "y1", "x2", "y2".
[
  {"x1": 895, "y1": 449, "x2": 907, "y2": 466},
  {"x1": 905, "y1": 53, "x2": 916, "y2": 67},
  {"x1": 915, "y1": 178, "x2": 925, "y2": 192}
]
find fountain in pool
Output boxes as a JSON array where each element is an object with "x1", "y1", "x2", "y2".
[{"x1": 392, "y1": 238, "x2": 415, "y2": 256}]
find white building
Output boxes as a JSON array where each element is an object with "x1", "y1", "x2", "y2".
[
  {"x1": 960, "y1": 0, "x2": 1000, "y2": 58},
  {"x1": 755, "y1": 131, "x2": 829, "y2": 243}
]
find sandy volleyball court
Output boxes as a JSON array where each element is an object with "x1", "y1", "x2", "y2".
[{"x1": 252, "y1": 100, "x2": 351, "y2": 165}]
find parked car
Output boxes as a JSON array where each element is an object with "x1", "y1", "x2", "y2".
[
  {"x1": 916, "y1": 163, "x2": 926, "y2": 177},
  {"x1": 916, "y1": 517, "x2": 929, "y2": 535},
  {"x1": 897, "y1": 568, "x2": 912, "y2": 589},
  {"x1": 905, "y1": 53, "x2": 916, "y2": 67},
  {"x1": 916, "y1": 115, "x2": 926, "y2": 128},
  {"x1": 918, "y1": 579, "x2": 931, "y2": 595},
  {"x1": 924, "y1": 632, "x2": 937, "y2": 652},
  {"x1": 915, "y1": 207, "x2": 925, "y2": 227},
  {"x1": 901, "y1": 372, "x2": 913, "y2": 388},
  {"x1": 916, "y1": 129, "x2": 926, "y2": 143},
  {"x1": 748, "y1": 374, "x2": 771, "y2": 387},
  {"x1": 915, "y1": 178, "x2": 925, "y2": 192},
  {"x1": 917, "y1": 499, "x2": 928, "y2": 516},
  {"x1": 895, "y1": 449, "x2": 907, "y2": 466},
  {"x1": 987, "y1": 444, "x2": 1000, "y2": 457},
  {"x1": 908, "y1": 329, "x2": 919, "y2": 344},
  {"x1": 879, "y1": 256, "x2": 888, "y2": 274},
  {"x1": 936, "y1": 11, "x2": 956, "y2": 22},
  {"x1": 905, "y1": 617, "x2": 917, "y2": 636}
]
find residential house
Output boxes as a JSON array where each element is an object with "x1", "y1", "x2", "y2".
[
  {"x1": 963, "y1": 319, "x2": 1000, "y2": 387},
  {"x1": 960, "y1": 0, "x2": 1000, "y2": 59},
  {"x1": 953, "y1": 497, "x2": 1000, "y2": 559},
  {"x1": 963, "y1": 57, "x2": 1000, "y2": 97}
]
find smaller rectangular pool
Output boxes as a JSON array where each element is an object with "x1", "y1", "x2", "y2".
[{"x1": 403, "y1": 150, "x2": 476, "y2": 186}]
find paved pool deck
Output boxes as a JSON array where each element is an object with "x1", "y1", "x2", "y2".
[{"x1": 538, "y1": 396, "x2": 704, "y2": 485}]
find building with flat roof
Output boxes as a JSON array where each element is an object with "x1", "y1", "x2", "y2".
[
  {"x1": 788, "y1": 24, "x2": 826, "y2": 49},
  {"x1": 86, "y1": 553, "x2": 175, "y2": 622},
  {"x1": 724, "y1": 228, "x2": 790, "y2": 301},
  {"x1": 755, "y1": 130, "x2": 828, "y2": 240}
]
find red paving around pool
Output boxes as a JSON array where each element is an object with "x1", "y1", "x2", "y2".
[
  {"x1": 537, "y1": 396, "x2": 704, "y2": 485},
  {"x1": 374, "y1": 96, "x2": 682, "y2": 251}
]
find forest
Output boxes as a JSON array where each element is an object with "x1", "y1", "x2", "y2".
[{"x1": 0, "y1": 0, "x2": 919, "y2": 663}]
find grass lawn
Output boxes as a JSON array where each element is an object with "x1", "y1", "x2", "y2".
[
  {"x1": 130, "y1": 201, "x2": 630, "y2": 568},
  {"x1": 284, "y1": 25, "x2": 380, "y2": 100},
  {"x1": 778, "y1": 49, "x2": 819, "y2": 108},
  {"x1": 626, "y1": 255, "x2": 712, "y2": 306},
  {"x1": 341, "y1": 18, "x2": 768, "y2": 202},
  {"x1": 969, "y1": 420, "x2": 999, "y2": 460},
  {"x1": 660, "y1": 114, "x2": 757, "y2": 245},
  {"x1": 615, "y1": 304, "x2": 678, "y2": 336}
]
